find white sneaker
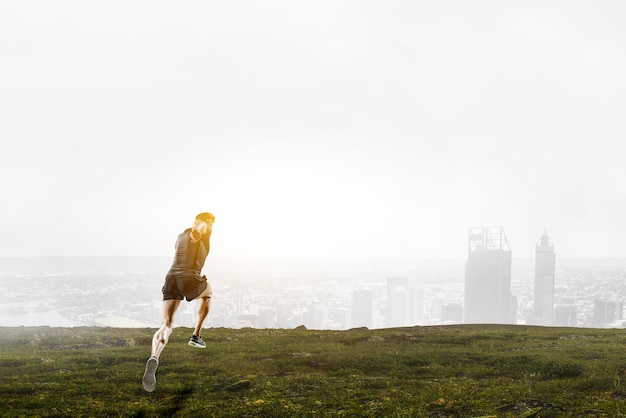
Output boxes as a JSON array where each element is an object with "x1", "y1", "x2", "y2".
[
  {"x1": 188, "y1": 335, "x2": 206, "y2": 348},
  {"x1": 142, "y1": 356, "x2": 158, "y2": 392}
]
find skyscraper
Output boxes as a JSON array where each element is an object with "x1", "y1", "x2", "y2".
[
  {"x1": 351, "y1": 289, "x2": 374, "y2": 328},
  {"x1": 408, "y1": 288, "x2": 425, "y2": 325},
  {"x1": 464, "y1": 226, "x2": 514, "y2": 324},
  {"x1": 592, "y1": 300, "x2": 624, "y2": 327},
  {"x1": 554, "y1": 305, "x2": 577, "y2": 327},
  {"x1": 386, "y1": 277, "x2": 408, "y2": 327},
  {"x1": 530, "y1": 232, "x2": 556, "y2": 326}
]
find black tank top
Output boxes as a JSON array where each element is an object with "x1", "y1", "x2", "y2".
[{"x1": 167, "y1": 228, "x2": 209, "y2": 277}]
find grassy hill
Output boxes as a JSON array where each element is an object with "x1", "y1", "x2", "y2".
[{"x1": 1, "y1": 325, "x2": 626, "y2": 417}]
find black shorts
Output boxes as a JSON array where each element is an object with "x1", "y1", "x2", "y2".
[{"x1": 162, "y1": 274, "x2": 209, "y2": 301}]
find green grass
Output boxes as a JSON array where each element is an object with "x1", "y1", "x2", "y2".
[{"x1": 1, "y1": 325, "x2": 626, "y2": 417}]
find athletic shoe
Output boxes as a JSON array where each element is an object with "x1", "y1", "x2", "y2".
[
  {"x1": 188, "y1": 335, "x2": 206, "y2": 348},
  {"x1": 142, "y1": 356, "x2": 158, "y2": 392}
]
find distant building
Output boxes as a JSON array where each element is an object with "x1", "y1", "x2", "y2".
[
  {"x1": 386, "y1": 277, "x2": 408, "y2": 327},
  {"x1": 441, "y1": 303, "x2": 463, "y2": 324},
  {"x1": 592, "y1": 300, "x2": 624, "y2": 327},
  {"x1": 408, "y1": 288, "x2": 425, "y2": 325},
  {"x1": 258, "y1": 307, "x2": 277, "y2": 328},
  {"x1": 236, "y1": 291, "x2": 246, "y2": 314},
  {"x1": 554, "y1": 305, "x2": 577, "y2": 327},
  {"x1": 351, "y1": 289, "x2": 374, "y2": 328},
  {"x1": 528, "y1": 232, "x2": 556, "y2": 326},
  {"x1": 236, "y1": 313, "x2": 258, "y2": 328},
  {"x1": 330, "y1": 307, "x2": 350, "y2": 330},
  {"x1": 306, "y1": 303, "x2": 329, "y2": 329},
  {"x1": 276, "y1": 302, "x2": 294, "y2": 328},
  {"x1": 389, "y1": 287, "x2": 409, "y2": 327},
  {"x1": 464, "y1": 226, "x2": 514, "y2": 324},
  {"x1": 430, "y1": 297, "x2": 444, "y2": 324}
]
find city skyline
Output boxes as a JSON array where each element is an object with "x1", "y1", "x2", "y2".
[{"x1": 1, "y1": 253, "x2": 625, "y2": 329}]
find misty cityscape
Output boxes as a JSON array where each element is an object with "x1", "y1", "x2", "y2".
[{"x1": 1, "y1": 227, "x2": 625, "y2": 331}]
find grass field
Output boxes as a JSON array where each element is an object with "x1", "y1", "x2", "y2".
[{"x1": 1, "y1": 325, "x2": 626, "y2": 417}]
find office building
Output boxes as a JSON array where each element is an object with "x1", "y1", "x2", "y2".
[
  {"x1": 554, "y1": 305, "x2": 577, "y2": 327},
  {"x1": 388, "y1": 287, "x2": 409, "y2": 327},
  {"x1": 464, "y1": 226, "x2": 514, "y2": 324},
  {"x1": 592, "y1": 300, "x2": 623, "y2": 327},
  {"x1": 351, "y1": 289, "x2": 374, "y2": 328},
  {"x1": 441, "y1": 303, "x2": 463, "y2": 324},
  {"x1": 408, "y1": 288, "x2": 425, "y2": 325},
  {"x1": 529, "y1": 232, "x2": 556, "y2": 326},
  {"x1": 386, "y1": 277, "x2": 408, "y2": 327},
  {"x1": 258, "y1": 306, "x2": 277, "y2": 328}
]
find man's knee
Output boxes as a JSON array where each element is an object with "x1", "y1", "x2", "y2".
[{"x1": 198, "y1": 285, "x2": 212, "y2": 300}]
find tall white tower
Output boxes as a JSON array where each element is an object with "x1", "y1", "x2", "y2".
[{"x1": 532, "y1": 231, "x2": 556, "y2": 326}]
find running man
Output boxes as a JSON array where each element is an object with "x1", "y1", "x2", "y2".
[{"x1": 142, "y1": 212, "x2": 215, "y2": 392}]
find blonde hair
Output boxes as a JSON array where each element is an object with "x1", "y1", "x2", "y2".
[{"x1": 195, "y1": 212, "x2": 215, "y2": 224}]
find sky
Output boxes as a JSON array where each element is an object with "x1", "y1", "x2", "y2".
[{"x1": 1, "y1": 1, "x2": 625, "y2": 259}]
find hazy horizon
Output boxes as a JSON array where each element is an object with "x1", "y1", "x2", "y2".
[{"x1": 1, "y1": 254, "x2": 624, "y2": 329}]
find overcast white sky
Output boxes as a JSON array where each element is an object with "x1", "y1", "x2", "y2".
[{"x1": 1, "y1": 1, "x2": 625, "y2": 259}]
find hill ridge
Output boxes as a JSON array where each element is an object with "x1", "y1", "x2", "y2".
[{"x1": 1, "y1": 325, "x2": 625, "y2": 416}]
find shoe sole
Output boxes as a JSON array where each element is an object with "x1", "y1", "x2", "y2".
[
  {"x1": 142, "y1": 357, "x2": 158, "y2": 392},
  {"x1": 188, "y1": 340, "x2": 206, "y2": 348}
]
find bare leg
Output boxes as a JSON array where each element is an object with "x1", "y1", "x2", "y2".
[
  {"x1": 143, "y1": 299, "x2": 180, "y2": 391},
  {"x1": 193, "y1": 284, "x2": 213, "y2": 337},
  {"x1": 152, "y1": 299, "x2": 181, "y2": 359}
]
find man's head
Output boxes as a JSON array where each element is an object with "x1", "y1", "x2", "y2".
[{"x1": 195, "y1": 212, "x2": 215, "y2": 226}]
